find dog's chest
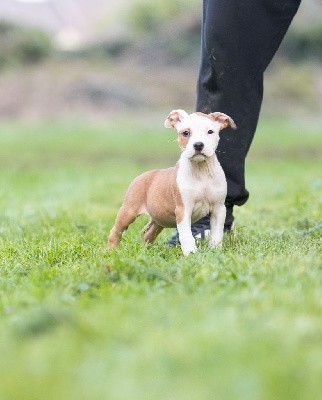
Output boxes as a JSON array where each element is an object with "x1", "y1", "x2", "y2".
[
  {"x1": 177, "y1": 160, "x2": 226, "y2": 217},
  {"x1": 189, "y1": 180, "x2": 218, "y2": 218}
]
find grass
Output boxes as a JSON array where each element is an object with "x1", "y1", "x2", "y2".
[{"x1": 0, "y1": 114, "x2": 321, "y2": 400}]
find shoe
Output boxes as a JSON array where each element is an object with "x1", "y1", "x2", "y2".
[{"x1": 168, "y1": 206, "x2": 234, "y2": 245}]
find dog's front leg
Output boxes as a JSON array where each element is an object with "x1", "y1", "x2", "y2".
[
  {"x1": 176, "y1": 207, "x2": 197, "y2": 256},
  {"x1": 209, "y1": 204, "x2": 226, "y2": 248}
]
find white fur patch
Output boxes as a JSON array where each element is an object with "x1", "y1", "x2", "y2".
[
  {"x1": 173, "y1": 112, "x2": 228, "y2": 254},
  {"x1": 176, "y1": 113, "x2": 221, "y2": 160}
]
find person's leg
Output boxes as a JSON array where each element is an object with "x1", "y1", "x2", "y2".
[
  {"x1": 197, "y1": 0, "x2": 301, "y2": 216},
  {"x1": 169, "y1": 0, "x2": 301, "y2": 245}
]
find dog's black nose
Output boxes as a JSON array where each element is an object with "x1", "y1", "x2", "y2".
[{"x1": 193, "y1": 142, "x2": 204, "y2": 151}]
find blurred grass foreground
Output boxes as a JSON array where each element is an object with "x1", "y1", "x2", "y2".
[{"x1": 0, "y1": 1, "x2": 321, "y2": 400}]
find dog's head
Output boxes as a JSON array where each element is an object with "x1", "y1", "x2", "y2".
[{"x1": 164, "y1": 110, "x2": 236, "y2": 162}]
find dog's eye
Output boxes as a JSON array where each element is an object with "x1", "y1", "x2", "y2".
[
  {"x1": 182, "y1": 130, "x2": 190, "y2": 137},
  {"x1": 208, "y1": 130, "x2": 214, "y2": 134}
]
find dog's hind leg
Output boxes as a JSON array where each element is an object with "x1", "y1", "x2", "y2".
[
  {"x1": 107, "y1": 205, "x2": 138, "y2": 248},
  {"x1": 142, "y1": 220, "x2": 164, "y2": 244}
]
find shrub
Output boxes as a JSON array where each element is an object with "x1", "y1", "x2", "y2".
[
  {"x1": 281, "y1": 26, "x2": 322, "y2": 61},
  {"x1": 127, "y1": 0, "x2": 198, "y2": 36},
  {"x1": 0, "y1": 20, "x2": 54, "y2": 69}
]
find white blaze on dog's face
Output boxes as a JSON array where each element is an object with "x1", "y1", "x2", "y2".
[{"x1": 164, "y1": 110, "x2": 236, "y2": 162}]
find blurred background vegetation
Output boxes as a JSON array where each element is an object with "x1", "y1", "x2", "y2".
[{"x1": 0, "y1": 0, "x2": 321, "y2": 119}]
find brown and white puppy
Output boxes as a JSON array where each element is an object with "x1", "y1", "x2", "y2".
[{"x1": 108, "y1": 110, "x2": 236, "y2": 256}]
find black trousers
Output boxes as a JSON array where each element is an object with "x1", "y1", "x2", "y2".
[{"x1": 197, "y1": 0, "x2": 301, "y2": 208}]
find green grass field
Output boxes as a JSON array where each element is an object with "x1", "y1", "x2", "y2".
[{"x1": 0, "y1": 115, "x2": 321, "y2": 400}]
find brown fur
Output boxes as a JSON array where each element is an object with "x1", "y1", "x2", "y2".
[
  {"x1": 195, "y1": 111, "x2": 237, "y2": 130},
  {"x1": 142, "y1": 220, "x2": 164, "y2": 243},
  {"x1": 178, "y1": 129, "x2": 190, "y2": 150},
  {"x1": 107, "y1": 164, "x2": 184, "y2": 248},
  {"x1": 167, "y1": 110, "x2": 183, "y2": 128}
]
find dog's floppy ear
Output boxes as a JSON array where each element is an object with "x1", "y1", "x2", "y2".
[
  {"x1": 164, "y1": 109, "x2": 189, "y2": 128},
  {"x1": 210, "y1": 112, "x2": 237, "y2": 130}
]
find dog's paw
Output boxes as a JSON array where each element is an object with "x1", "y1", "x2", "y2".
[
  {"x1": 209, "y1": 237, "x2": 223, "y2": 248},
  {"x1": 181, "y1": 242, "x2": 197, "y2": 256}
]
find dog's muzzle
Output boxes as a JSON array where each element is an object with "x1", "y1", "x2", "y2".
[{"x1": 193, "y1": 142, "x2": 204, "y2": 152}]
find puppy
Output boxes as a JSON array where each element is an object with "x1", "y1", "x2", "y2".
[{"x1": 108, "y1": 110, "x2": 236, "y2": 255}]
